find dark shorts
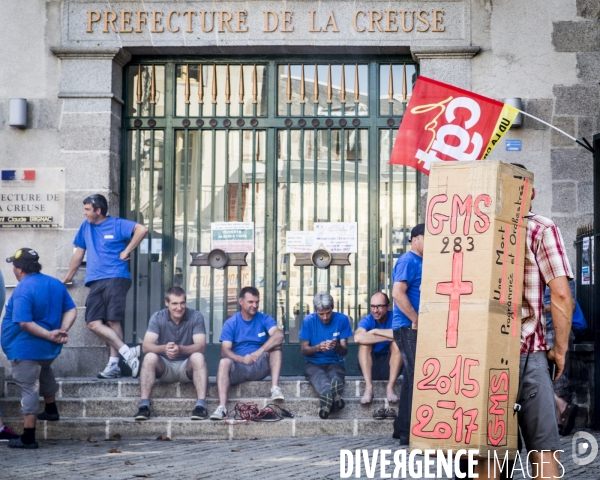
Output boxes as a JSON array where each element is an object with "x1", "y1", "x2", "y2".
[
  {"x1": 518, "y1": 351, "x2": 561, "y2": 451},
  {"x1": 85, "y1": 278, "x2": 132, "y2": 323},
  {"x1": 229, "y1": 352, "x2": 271, "y2": 385},
  {"x1": 357, "y1": 352, "x2": 391, "y2": 380}
]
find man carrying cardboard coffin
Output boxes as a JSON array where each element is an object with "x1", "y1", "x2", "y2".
[
  {"x1": 300, "y1": 291, "x2": 353, "y2": 419},
  {"x1": 210, "y1": 286, "x2": 284, "y2": 420},
  {"x1": 391, "y1": 223, "x2": 424, "y2": 445},
  {"x1": 134, "y1": 287, "x2": 208, "y2": 421},
  {"x1": 354, "y1": 292, "x2": 403, "y2": 411},
  {"x1": 477, "y1": 164, "x2": 574, "y2": 480},
  {"x1": 1, "y1": 249, "x2": 77, "y2": 448}
]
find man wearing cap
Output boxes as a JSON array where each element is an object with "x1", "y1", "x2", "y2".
[
  {"x1": 1, "y1": 248, "x2": 77, "y2": 448},
  {"x1": 62, "y1": 194, "x2": 148, "y2": 379},
  {"x1": 391, "y1": 223, "x2": 424, "y2": 445}
]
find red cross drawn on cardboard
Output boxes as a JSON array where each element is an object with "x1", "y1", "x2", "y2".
[{"x1": 436, "y1": 251, "x2": 473, "y2": 348}]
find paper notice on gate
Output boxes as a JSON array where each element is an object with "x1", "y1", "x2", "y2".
[
  {"x1": 286, "y1": 223, "x2": 358, "y2": 253},
  {"x1": 286, "y1": 231, "x2": 316, "y2": 253}
]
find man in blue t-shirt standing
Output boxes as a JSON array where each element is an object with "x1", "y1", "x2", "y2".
[
  {"x1": 391, "y1": 223, "x2": 424, "y2": 445},
  {"x1": 300, "y1": 291, "x2": 353, "y2": 419},
  {"x1": 62, "y1": 194, "x2": 148, "y2": 379},
  {"x1": 354, "y1": 292, "x2": 402, "y2": 406},
  {"x1": 1, "y1": 248, "x2": 77, "y2": 448},
  {"x1": 210, "y1": 286, "x2": 284, "y2": 420}
]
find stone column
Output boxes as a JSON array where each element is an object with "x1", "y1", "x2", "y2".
[
  {"x1": 50, "y1": 48, "x2": 131, "y2": 376},
  {"x1": 410, "y1": 46, "x2": 481, "y2": 219}
]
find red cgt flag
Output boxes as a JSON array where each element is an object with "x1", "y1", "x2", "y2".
[{"x1": 390, "y1": 77, "x2": 519, "y2": 175}]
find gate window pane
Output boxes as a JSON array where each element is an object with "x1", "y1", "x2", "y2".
[{"x1": 127, "y1": 65, "x2": 165, "y2": 117}]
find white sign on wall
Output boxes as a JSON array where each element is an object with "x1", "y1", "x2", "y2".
[
  {"x1": 286, "y1": 222, "x2": 358, "y2": 253},
  {"x1": 211, "y1": 222, "x2": 255, "y2": 252},
  {"x1": 0, "y1": 168, "x2": 65, "y2": 229}
]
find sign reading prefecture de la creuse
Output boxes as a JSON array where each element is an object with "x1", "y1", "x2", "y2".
[{"x1": 0, "y1": 168, "x2": 65, "y2": 229}]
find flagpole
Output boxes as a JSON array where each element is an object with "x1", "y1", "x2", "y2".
[{"x1": 518, "y1": 110, "x2": 594, "y2": 153}]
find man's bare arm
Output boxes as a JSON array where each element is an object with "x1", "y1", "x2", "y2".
[
  {"x1": 142, "y1": 331, "x2": 167, "y2": 356},
  {"x1": 179, "y1": 333, "x2": 206, "y2": 355},
  {"x1": 333, "y1": 338, "x2": 348, "y2": 356},
  {"x1": 221, "y1": 340, "x2": 248, "y2": 364},
  {"x1": 546, "y1": 275, "x2": 573, "y2": 380},
  {"x1": 354, "y1": 327, "x2": 393, "y2": 344},
  {"x1": 392, "y1": 281, "x2": 418, "y2": 327},
  {"x1": 60, "y1": 307, "x2": 78, "y2": 332},
  {"x1": 120, "y1": 223, "x2": 149, "y2": 260},
  {"x1": 62, "y1": 247, "x2": 85, "y2": 283},
  {"x1": 254, "y1": 327, "x2": 283, "y2": 355}
]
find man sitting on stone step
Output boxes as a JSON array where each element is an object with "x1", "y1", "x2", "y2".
[
  {"x1": 2, "y1": 248, "x2": 77, "y2": 449},
  {"x1": 300, "y1": 292, "x2": 353, "y2": 420},
  {"x1": 210, "y1": 286, "x2": 284, "y2": 421},
  {"x1": 134, "y1": 286, "x2": 208, "y2": 421},
  {"x1": 354, "y1": 292, "x2": 402, "y2": 405}
]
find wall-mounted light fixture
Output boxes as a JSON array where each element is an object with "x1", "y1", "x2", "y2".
[
  {"x1": 504, "y1": 98, "x2": 523, "y2": 128},
  {"x1": 9, "y1": 98, "x2": 28, "y2": 128}
]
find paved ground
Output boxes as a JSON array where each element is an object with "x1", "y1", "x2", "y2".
[{"x1": 2, "y1": 431, "x2": 600, "y2": 479}]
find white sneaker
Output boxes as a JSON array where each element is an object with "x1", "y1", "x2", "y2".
[
  {"x1": 270, "y1": 386, "x2": 284, "y2": 401},
  {"x1": 98, "y1": 362, "x2": 121, "y2": 379},
  {"x1": 210, "y1": 405, "x2": 228, "y2": 420},
  {"x1": 126, "y1": 346, "x2": 141, "y2": 378}
]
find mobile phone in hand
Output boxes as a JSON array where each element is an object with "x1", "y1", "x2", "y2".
[{"x1": 548, "y1": 359, "x2": 557, "y2": 381}]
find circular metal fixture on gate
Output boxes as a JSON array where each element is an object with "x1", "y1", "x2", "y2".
[
  {"x1": 196, "y1": 119, "x2": 204, "y2": 127},
  {"x1": 387, "y1": 118, "x2": 395, "y2": 127},
  {"x1": 207, "y1": 249, "x2": 229, "y2": 269},
  {"x1": 284, "y1": 118, "x2": 293, "y2": 127},
  {"x1": 325, "y1": 119, "x2": 333, "y2": 127},
  {"x1": 298, "y1": 119, "x2": 306, "y2": 127},
  {"x1": 312, "y1": 119, "x2": 320, "y2": 127},
  {"x1": 311, "y1": 249, "x2": 332, "y2": 269},
  {"x1": 223, "y1": 119, "x2": 231, "y2": 127},
  {"x1": 134, "y1": 119, "x2": 143, "y2": 127},
  {"x1": 250, "y1": 118, "x2": 259, "y2": 127},
  {"x1": 352, "y1": 118, "x2": 361, "y2": 127},
  {"x1": 209, "y1": 118, "x2": 218, "y2": 127},
  {"x1": 148, "y1": 119, "x2": 156, "y2": 127},
  {"x1": 182, "y1": 119, "x2": 191, "y2": 127},
  {"x1": 237, "y1": 118, "x2": 245, "y2": 127},
  {"x1": 339, "y1": 119, "x2": 347, "y2": 127}
]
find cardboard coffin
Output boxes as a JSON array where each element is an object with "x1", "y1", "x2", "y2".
[{"x1": 410, "y1": 160, "x2": 533, "y2": 457}]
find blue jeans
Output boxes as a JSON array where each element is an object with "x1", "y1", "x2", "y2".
[{"x1": 393, "y1": 327, "x2": 418, "y2": 441}]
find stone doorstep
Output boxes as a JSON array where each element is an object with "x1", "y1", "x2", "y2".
[
  {"x1": 4, "y1": 377, "x2": 402, "y2": 399},
  {"x1": 0, "y1": 396, "x2": 396, "y2": 420},
  {"x1": 1, "y1": 417, "x2": 394, "y2": 441}
]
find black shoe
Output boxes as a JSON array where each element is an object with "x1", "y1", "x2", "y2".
[
  {"x1": 37, "y1": 411, "x2": 60, "y2": 421},
  {"x1": 319, "y1": 390, "x2": 333, "y2": 420},
  {"x1": 134, "y1": 405, "x2": 151, "y2": 421},
  {"x1": 8, "y1": 437, "x2": 39, "y2": 449},
  {"x1": 191, "y1": 405, "x2": 208, "y2": 420},
  {"x1": 399, "y1": 437, "x2": 409, "y2": 446},
  {"x1": 0, "y1": 425, "x2": 19, "y2": 440}
]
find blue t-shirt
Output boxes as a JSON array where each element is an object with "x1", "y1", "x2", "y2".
[
  {"x1": 392, "y1": 251, "x2": 422, "y2": 329},
  {"x1": 1, "y1": 273, "x2": 76, "y2": 360},
  {"x1": 357, "y1": 312, "x2": 393, "y2": 354},
  {"x1": 0, "y1": 270, "x2": 5, "y2": 316},
  {"x1": 299, "y1": 312, "x2": 353, "y2": 365},
  {"x1": 73, "y1": 216, "x2": 138, "y2": 285},
  {"x1": 219, "y1": 311, "x2": 278, "y2": 356}
]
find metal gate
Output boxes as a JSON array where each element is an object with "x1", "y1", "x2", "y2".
[{"x1": 122, "y1": 57, "x2": 420, "y2": 374}]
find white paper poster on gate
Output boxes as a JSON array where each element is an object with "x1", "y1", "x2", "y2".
[
  {"x1": 211, "y1": 222, "x2": 254, "y2": 252},
  {"x1": 286, "y1": 222, "x2": 357, "y2": 253}
]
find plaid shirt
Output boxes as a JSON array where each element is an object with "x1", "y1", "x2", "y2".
[{"x1": 521, "y1": 213, "x2": 573, "y2": 353}]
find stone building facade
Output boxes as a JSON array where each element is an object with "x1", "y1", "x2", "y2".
[{"x1": 0, "y1": 1, "x2": 598, "y2": 384}]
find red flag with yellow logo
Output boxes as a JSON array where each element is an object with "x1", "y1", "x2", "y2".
[{"x1": 390, "y1": 77, "x2": 520, "y2": 175}]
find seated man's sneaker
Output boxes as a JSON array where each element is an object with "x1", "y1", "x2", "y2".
[
  {"x1": 127, "y1": 346, "x2": 141, "y2": 378},
  {"x1": 210, "y1": 405, "x2": 228, "y2": 420},
  {"x1": 8, "y1": 437, "x2": 38, "y2": 449},
  {"x1": 318, "y1": 390, "x2": 333, "y2": 419},
  {"x1": 0, "y1": 425, "x2": 19, "y2": 440},
  {"x1": 134, "y1": 405, "x2": 151, "y2": 421},
  {"x1": 191, "y1": 405, "x2": 208, "y2": 420},
  {"x1": 270, "y1": 386, "x2": 284, "y2": 401},
  {"x1": 37, "y1": 411, "x2": 60, "y2": 421},
  {"x1": 98, "y1": 362, "x2": 121, "y2": 379}
]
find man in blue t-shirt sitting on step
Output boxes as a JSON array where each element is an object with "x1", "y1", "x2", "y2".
[
  {"x1": 354, "y1": 292, "x2": 402, "y2": 406},
  {"x1": 210, "y1": 286, "x2": 284, "y2": 420},
  {"x1": 300, "y1": 291, "x2": 353, "y2": 419}
]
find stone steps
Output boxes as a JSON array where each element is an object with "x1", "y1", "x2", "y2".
[
  {"x1": 1, "y1": 416, "x2": 395, "y2": 441},
  {"x1": 0, "y1": 377, "x2": 401, "y2": 440}
]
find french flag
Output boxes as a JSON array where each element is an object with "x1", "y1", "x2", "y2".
[{"x1": 1, "y1": 169, "x2": 35, "y2": 181}]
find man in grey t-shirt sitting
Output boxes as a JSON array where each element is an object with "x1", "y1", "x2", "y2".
[{"x1": 134, "y1": 286, "x2": 208, "y2": 421}]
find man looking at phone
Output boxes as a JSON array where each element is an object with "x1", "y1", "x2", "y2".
[{"x1": 300, "y1": 292, "x2": 353, "y2": 419}]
